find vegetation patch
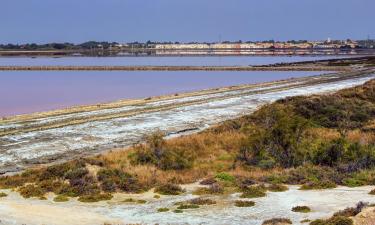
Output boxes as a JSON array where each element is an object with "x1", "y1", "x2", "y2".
[
  {"x1": 267, "y1": 184, "x2": 288, "y2": 192},
  {"x1": 157, "y1": 208, "x2": 169, "y2": 212},
  {"x1": 292, "y1": 206, "x2": 311, "y2": 213},
  {"x1": 123, "y1": 198, "x2": 135, "y2": 202},
  {"x1": 193, "y1": 183, "x2": 224, "y2": 195},
  {"x1": 19, "y1": 184, "x2": 45, "y2": 198},
  {"x1": 240, "y1": 185, "x2": 267, "y2": 198},
  {"x1": 173, "y1": 209, "x2": 183, "y2": 213},
  {"x1": 188, "y1": 198, "x2": 216, "y2": 205},
  {"x1": 0, "y1": 192, "x2": 8, "y2": 198},
  {"x1": 77, "y1": 193, "x2": 113, "y2": 203},
  {"x1": 53, "y1": 195, "x2": 69, "y2": 202},
  {"x1": 215, "y1": 172, "x2": 235, "y2": 183},
  {"x1": 262, "y1": 218, "x2": 292, "y2": 225},
  {"x1": 310, "y1": 216, "x2": 353, "y2": 225},
  {"x1": 177, "y1": 204, "x2": 200, "y2": 210},
  {"x1": 154, "y1": 183, "x2": 184, "y2": 195},
  {"x1": 234, "y1": 200, "x2": 255, "y2": 207}
]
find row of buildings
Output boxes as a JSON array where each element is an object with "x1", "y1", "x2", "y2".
[{"x1": 152, "y1": 40, "x2": 359, "y2": 50}]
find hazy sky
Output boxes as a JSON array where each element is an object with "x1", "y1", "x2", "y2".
[{"x1": 1, "y1": 0, "x2": 374, "y2": 43}]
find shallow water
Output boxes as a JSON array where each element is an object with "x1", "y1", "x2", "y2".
[
  {"x1": 0, "y1": 55, "x2": 348, "y2": 67},
  {"x1": 0, "y1": 70, "x2": 322, "y2": 116}
]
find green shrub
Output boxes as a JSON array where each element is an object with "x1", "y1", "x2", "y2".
[
  {"x1": 130, "y1": 132, "x2": 194, "y2": 170},
  {"x1": 215, "y1": 172, "x2": 235, "y2": 183},
  {"x1": 235, "y1": 200, "x2": 255, "y2": 207},
  {"x1": 188, "y1": 198, "x2": 216, "y2": 205},
  {"x1": 240, "y1": 185, "x2": 266, "y2": 198},
  {"x1": 137, "y1": 199, "x2": 147, "y2": 204},
  {"x1": 78, "y1": 193, "x2": 113, "y2": 203},
  {"x1": 262, "y1": 218, "x2": 292, "y2": 225},
  {"x1": 123, "y1": 198, "x2": 135, "y2": 202},
  {"x1": 292, "y1": 206, "x2": 311, "y2": 213},
  {"x1": 53, "y1": 195, "x2": 69, "y2": 202},
  {"x1": 153, "y1": 194, "x2": 160, "y2": 199},
  {"x1": 267, "y1": 184, "x2": 288, "y2": 192},
  {"x1": 0, "y1": 192, "x2": 7, "y2": 198},
  {"x1": 157, "y1": 208, "x2": 169, "y2": 212},
  {"x1": 173, "y1": 209, "x2": 183, "y2": 213},
  {"x1": 300, "y1": 180, "x2": 337, "y2": 190},
  {"x1": 155, "y1": 183, "x2": 184, "y2": 195},
  {"x1": 19, "y1": 184, "x2": 45, "y2": 198},
  {"x1": 97, "y1": 168, "x2": 142, "y2": 193}
]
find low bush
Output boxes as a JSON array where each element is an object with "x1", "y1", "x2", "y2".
[
  {"x1": 292, "y1": 206, "x2": 311, "y2": 213},
  {"x1": 19, "y1": 184, "x2": 45, "y2": 198},
  {"x1": 177, "y1": 204, "x2": 199, "y2": 210},
  {"x1": 155, "y1": 183, "x2": 184, "y2": 195},
  {"x1": 153, "y1": 194, "x2": 160, "y2": 199},
  {"x1": 199, "y1": 177, "x2": 216, "y2": 185},
  {"x1": 77, "y1": 193, "x2": 113, "y2": 203},
  {"x1": 0, "y1": 192, "x2": 7, "y2": 198},
  {"x1": 267, "y1": 184, "x2": 288, "y2": 192},
  {"x1": 123, "y1": 198, "x2": 135, "y2": 202},
  {"x1": 215, "y1": 172, "x2": 235, "y2": 183},
  {"x1": 240, "y1": 185, "x2": 266, "y2": 198},
  {"x1": 157, "y1": 208, "x2": 169, "y2": 212},
  {"x1": 137, "y1": 199, "x2": 147, "y2": 204},
  {"x1": 130, "y1": 132, "x2": 195, "y2": 170},
  {"x1": 262, "y1": 218, "x2": 292, "y2": 225},
  {"x1": 310, "y1": 216, "x2": 353, "y2": 225},
  {"x1": 234, "y1": 200, "x2": 255, "y2": 207},
  {"x1": 53, "y1": 195, "x2": 69, "y2": 202},
  {"x1": 173, "y1": 209, "x2": 183, "y2": 213},
  {"x1": 333, "y1": 202, "x2": 367, "y2": 217},
  {"x1": 97, "y1": 168, "x2": 142, "y2": 193},
  {"x1": 189, "y1": 198, "x2": 216, "y2": 205},
  {"x1": 193, "y1": 183, "x2": 224, "y2": 195}
]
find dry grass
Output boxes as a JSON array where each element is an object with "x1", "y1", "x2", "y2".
[{"x1": 96, "y1": 131, "x2": 246, "y2": 186}]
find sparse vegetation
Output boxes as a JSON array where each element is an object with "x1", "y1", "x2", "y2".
[
  {"x1": 157, "y1": 207, "x2": 169, "y2": 212},
  {"x1": 240, "y1": 185, "x2": 267, "y2": 198},
  {"x1": 234, "y1": 200, "x2": 255, "y2": 207},
  {"x1": 262, "y1": 218, "x2": 292, "y2": 225},
  {"x1": 154, "y1": 183, "x2": 184, "y2": 195},
  {"x1": 0, "y1": 192, "x2": 7, "y2": 198},
  {"x1": 53, "y1": 195, "x2": 69, "y2": 202},
  {"x1": 292, "y1": 206, "x2": 311, "y2": 213},
  {"x1": 77, "y1": 193, "x2": 113, "y2": 203},
  {"x1": 310, "y1": 216, "x2": 353, "y2": 225},
  {"x1": 177, "y1": 204, "x2": 199, "y2": 210},
  {"x1": 268, "y1": 184, "x2": 288, "y2": 192},
  {"x1": 0, "y1": 80, "x2": 374, "y2": 203}
]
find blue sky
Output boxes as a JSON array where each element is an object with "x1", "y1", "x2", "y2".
[{"x1": 1, "y1": 0, "x2": 374, "y2": 43}]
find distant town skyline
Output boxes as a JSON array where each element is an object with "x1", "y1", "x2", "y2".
[{"x1": 1, "y1": 0, "x2": 374, "y2": 44}]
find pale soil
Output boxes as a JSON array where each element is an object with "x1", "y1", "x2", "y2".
[
  {"x1": 353, "y1": 207, "x2": 375, "y2": 225},
  {"x1": 1, "y1": 185, "x2": 375, "y2": 225}
]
